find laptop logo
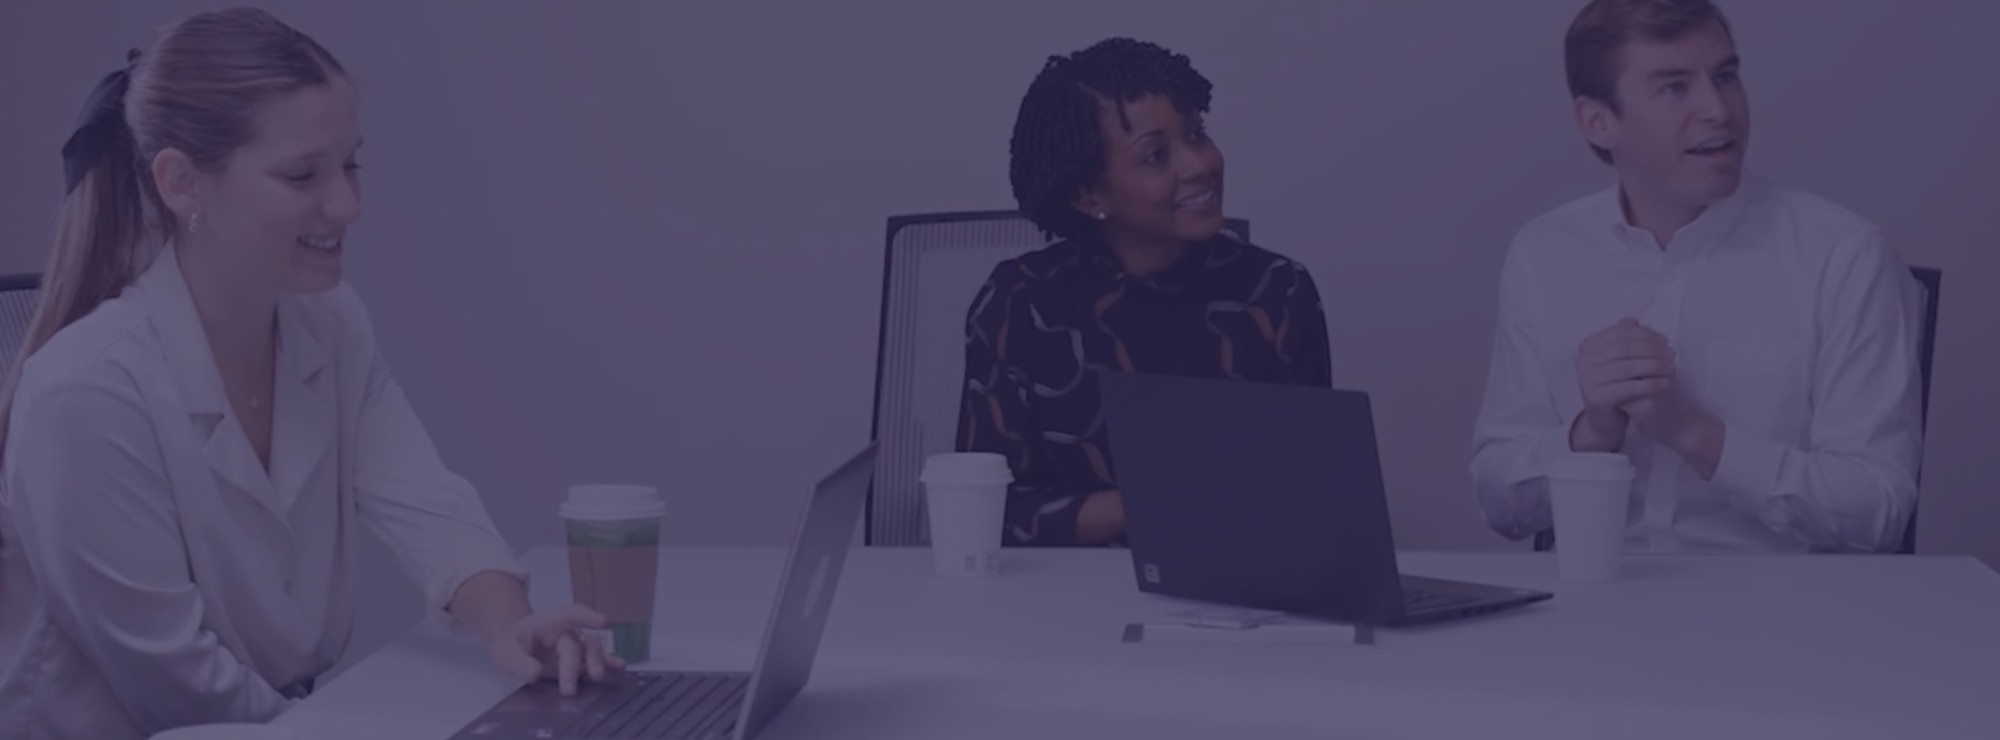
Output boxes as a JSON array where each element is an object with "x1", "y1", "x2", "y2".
[
  {"x1": 801, "y1": 556, "x2": 833, "y2": 618},
  {"x1": 1142, "y1": 563, "x2": 1161, "y2": 584}
]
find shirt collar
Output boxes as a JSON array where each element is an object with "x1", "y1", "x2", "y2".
[
  {"x1": 129, "y1": 246, "x2": 331, "y2": 419},
  {"x1": 1601, "y1": 174, "x2": 1761, "y2": 255}
]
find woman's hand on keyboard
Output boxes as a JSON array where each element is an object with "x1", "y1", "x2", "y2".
[{"x1": 486, "y1": 603, "x2": 628, "y2": 695}]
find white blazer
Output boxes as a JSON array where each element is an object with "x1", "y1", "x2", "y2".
[{"x1": 0, "y1": 247, "x2": 525, "y2": 739}]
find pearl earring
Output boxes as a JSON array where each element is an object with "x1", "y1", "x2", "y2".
[
  {"x1": 187, "y1": 212, "x2": 200, "y2": 234},
  {"x1": 1094, "y1": 212, "x2": 1107, "y2": 220}
]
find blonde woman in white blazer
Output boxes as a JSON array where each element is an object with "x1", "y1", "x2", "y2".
[{"x1": 0, "y1": 9, "x2": 621, "y2": 739}]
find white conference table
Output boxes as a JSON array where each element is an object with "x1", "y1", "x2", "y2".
[{"x1": 277, "y1": 546, "x2": 2000, "y2": 739}]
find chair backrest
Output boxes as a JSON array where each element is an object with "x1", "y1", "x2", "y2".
[
  {"x1": 1900, "y1": 265, "x2": 1941, "y2": 554},
  {"x1": 1910, "y1": 266, "x2": 1941, "y2": 430},
  {"x1": 866, "y1": 211, "x2": 1250, "y2": 546},
  {"x1": 0, "y1": 274, "x2": 42, "y2": 379},
  {"x1": 1534, "y1": 264, "x2": 1944, "y2": 554}
]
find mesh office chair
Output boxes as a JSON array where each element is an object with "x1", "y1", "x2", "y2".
[
  {"x1": 0, "y1": 274, "x2": 42, "y2": 377},
  {"x1": 865, "y1": 211, "x2": 1250, "y2": 546},
  {"x1": 1532, "y1": 265, "x2": 1943, "y2": 554},
  {"x1": 0, "y1": 274, "x2": 35, "y2": 574}
]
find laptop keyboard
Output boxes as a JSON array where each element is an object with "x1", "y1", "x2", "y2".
[{"x1": 563, "y1": 672, "x2": 749, "y2": 739}]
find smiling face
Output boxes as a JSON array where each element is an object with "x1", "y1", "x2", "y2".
[
  {"x1": 180, "y1": 76, "x2": 364, "y2": 295},
  {"x1": 1071, "y1": 93, "x2": 1226, "y2": 254},
  {"x1": 1577, "y1": 20, "x2": 1749, "y2": 214}
]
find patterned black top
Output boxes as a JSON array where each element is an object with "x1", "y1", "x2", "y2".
[{"x1": 955, "y1": 230, "x2": 1333, "y2": 547}]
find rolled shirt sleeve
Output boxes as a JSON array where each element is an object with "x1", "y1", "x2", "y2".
[
  {"x1": 1706, "y1": 227, "x2": 1924, "y2": 552},
  {"x1": 339, "y1": 288, "x2": 527, "y2": 627}
]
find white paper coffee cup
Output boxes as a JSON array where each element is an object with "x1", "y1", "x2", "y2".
[
  {"x1": 919, "y1": 453, "x2": 1012, "y2": 578},
  {"x1": 1547, "y1": 452, "x2": 1635, "y2": 581},
  {"x1": 560, "y1": 484, "x2": 665, "y2": 664}
]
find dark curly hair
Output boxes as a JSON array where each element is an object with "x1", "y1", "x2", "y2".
[{"x1": 1007, "y1": 38, "x2": 1214, "y2": 241}]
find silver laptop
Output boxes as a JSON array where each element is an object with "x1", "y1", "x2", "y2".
[{"x1": 450, "y1": 444, "x2": 878, "y2": 740}]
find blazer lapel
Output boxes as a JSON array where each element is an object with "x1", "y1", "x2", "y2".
[
  {"x1": 269, "y1": 295, "x2": 334, "y2": 514},
  {"x1": 131, "y1": 247, "x2": 288, "y2": 521}
]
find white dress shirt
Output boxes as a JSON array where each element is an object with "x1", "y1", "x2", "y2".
[
  {"x1": 1470, "y1": 174, "x2": 1926, "y2": 554},
  {"x1": 0, "y1": 247, "x2": 526, "y2": 739}
]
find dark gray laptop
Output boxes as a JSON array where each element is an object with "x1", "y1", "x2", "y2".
[
  {"x1": 450, "y1": 444, "x2": 877, "y2": 740},
  {"x1": 1094, "y1": 371, "x2": 1550, "y2": 628}
]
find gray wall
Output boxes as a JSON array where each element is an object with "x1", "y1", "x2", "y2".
[{"x1": 2, "y1": 0, "x2": 1992, "y2": 672}]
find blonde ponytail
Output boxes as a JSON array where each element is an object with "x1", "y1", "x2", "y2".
[{"x1": 0, "y1": 59, "x2": 151, "y2": 474}]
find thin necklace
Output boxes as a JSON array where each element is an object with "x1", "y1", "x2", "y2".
[{"x1": 246, "y1": 334, "x2": 277, "y2": 413}]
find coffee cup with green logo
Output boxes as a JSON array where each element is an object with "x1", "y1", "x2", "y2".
[{"x1": 561, "y1": 484, "x2": 664, "y2": 665}]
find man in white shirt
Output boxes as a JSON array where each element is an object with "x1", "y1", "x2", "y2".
[{"x1": 1469, "y1": 0, "x2": 1927, "y2": 554}]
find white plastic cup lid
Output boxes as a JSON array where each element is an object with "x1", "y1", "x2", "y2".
[
  {"x1": 560, "y1": 484, "x2": 666, "y2": 521},
  {"x1": 920, "y1": 452, "x2": 1013, "y2": 485},
  {"x1": 1548, "y1": 452, "x2": 1636, "y2": 481}
]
